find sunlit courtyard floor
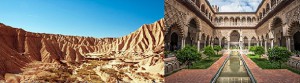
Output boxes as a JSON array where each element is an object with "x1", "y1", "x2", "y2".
[
  {"x1": 241, "y1": 53, "x2": 300, "y2": 83},
  {"x1": 165, "y1": 50, "x2": 300, "y2": 83},
  {"x1": 165, "y1": 51, "x2": 230, "y2": 83}
]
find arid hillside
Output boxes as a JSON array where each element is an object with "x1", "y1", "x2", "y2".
[{"x1": 0, "y1": 19, "x2": 165, "y2": 79}]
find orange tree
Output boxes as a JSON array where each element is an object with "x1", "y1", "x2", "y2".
[
  {"x1": 267, "y1": 46, "x2": 292, "y2": 68},
  {"x1": 249, "y1": 46, "x2": 265, "y2": 58},
  {"x1": 175, "y1": 45, "x2": 201, "y2": 68}
]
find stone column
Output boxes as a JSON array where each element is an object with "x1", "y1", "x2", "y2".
[
  {"x1": 197, "y1": 40, "x2": 200, "y2": 52},
  {"x1": 219, "y1": 39, "x2": 222, "y2": 47},
  {"x1": 265, "y1": 40, "x2": 267, "y2": 52},
  {"x1": 286, "y1": 36, "x2": 291, "y2": 51},
  {"x1": 239, "y1": 37, "x2": 243, "y2": 50},
  {"x1": 211, "y1": 39, "x2": 214, "y2": 47},
  {"x1": 228, "y1": 40, "x2": 230, "y2": 50},
  {"x1": 271, "y1": 39, "x2": 274, "y2": 48},
  {"x1": 248, "y1": 40, "x2": 251, "y2": 49},
  {"x1": 183, "y1": 39, "x2": 186, "y2": 48},
  {"x1": 209, "y1": 39, "x2": 212, "y2": 46},
  {"x1": 181, "y1": 39, "x2": 185, "y2": 49}
]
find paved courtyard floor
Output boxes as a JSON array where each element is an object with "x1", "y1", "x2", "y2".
[
  {"x1": 165, "y1": 51, "x2": 230, "y2": 83},
  {"x1": 241, "y1": 53, "x2": 300, "y2": 83},
  {"x1": 165, "y1": 50, "x2": 300, "y2": 83}
]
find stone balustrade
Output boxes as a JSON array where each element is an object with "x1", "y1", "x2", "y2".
[{"x1": 164, "y1": 57, "x2": 185, "y2": 75}]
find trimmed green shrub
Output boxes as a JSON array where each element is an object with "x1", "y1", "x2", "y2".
[
  {"x1": 249, "y1": 46, "x2": 265, "y2": 58},
  {"x1": 176, "y1": 45, "x2": 201, "y2": 68},
  {"x1": 267, "y1": 46, "x2": 292, "y2": 68},
  {"x1": 203, "y1": 46, "x2": 216, "y2": 59},
  {"x1": 164, "y1": 51, "x2": 171, "y2": 58},
  {"x1": 213, "y1": 45, "x2": 222, "y2": 55},
  {"x1": 249, "y1": 46, "x2": 256, "y2": 52},
  {"x1": 293, "y1": 50, "x2": 300, "y2": 57}
]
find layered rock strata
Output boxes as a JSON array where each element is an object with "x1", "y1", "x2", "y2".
[{"x1": 0, "y1": 19, "x2": 165, "y2": 78}]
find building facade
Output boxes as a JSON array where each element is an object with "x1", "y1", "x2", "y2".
[{"x1": 164, "y1": 0, "x2": 300, "y2": 52}]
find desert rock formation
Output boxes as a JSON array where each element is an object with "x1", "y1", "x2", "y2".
[{"x1": 0, "y1": 19, "x2": 165, "y2": 82}]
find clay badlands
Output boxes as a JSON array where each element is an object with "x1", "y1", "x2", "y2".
[{"x1": 0, "y1": 19, "x2": 165, "y2": 82}]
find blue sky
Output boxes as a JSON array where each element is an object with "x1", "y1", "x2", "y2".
[
  {"x1": 208, "y1": 0, "x2": 262, "y2": 12},
  {"x1": 0, "y1": 0, "x2": 163, "y2": 38}
]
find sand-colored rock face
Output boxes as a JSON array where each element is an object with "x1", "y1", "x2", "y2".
[{"x1": 0, "y1": 19, "x2": 165, "y2": 80}]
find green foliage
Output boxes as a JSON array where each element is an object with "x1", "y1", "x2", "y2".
[
  {"x1": 203, "y1": 46, "x2": 216, "y2": 59},
  {"x1": 249, "y1": 46, "x2": 256, "y2": 52},
  {"x1": 255, "y1": 46, "x2": 265, "y2": 55},
  {"x1": 230, "y1": 46, "x2": 239, "y2": 49},
  {"x1": 293, "y1": 50, "x2": 300, "y2": 57},
  {"x1": 248, "y1": 54, "x2": 283, "y2": 69},
  {"x1": 189, "y1": 55, "x2": 221, "y2": 69},
  {"x1": 249, "y1": 46, "x2": 265, "y2": 58},
  {"x1": 164, "y1": 51, "x2": 171, "y2": 58},
  {"x1": 247, "y1": 54, "x2": 300, "y2": 75},
  {"x1": 175, "y1": 45, "x2": 201, "y2": 68},
  {"x1": 213, "y1": 45, "x2": 222, "y2": 54},
  {"x1": 267, "y1": 46, "x2": 292, "y2": 68}
]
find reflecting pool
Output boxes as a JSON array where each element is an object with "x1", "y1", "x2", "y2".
[{"x1": 216, "y1": 51, "x2": 251, "y2": 83}]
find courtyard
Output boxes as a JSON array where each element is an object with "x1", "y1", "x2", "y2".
[
  {"x1": 165, "y1": 49, "x2": 300, "y2": 83},
  {"x1": 164, "y1": 0, "x2": 300, "y2": 82}
]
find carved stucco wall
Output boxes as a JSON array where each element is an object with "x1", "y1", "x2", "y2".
[
  {"x1": 165, "y1": 0, "x2": 300, "y2": 49},
  {"x1": 165, "y1": 0, "x2": 214, "y2": 41}
]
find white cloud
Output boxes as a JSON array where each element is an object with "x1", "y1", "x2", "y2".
[{"x1": 208, "y1": 0, "x2": 262, "y2": 12}]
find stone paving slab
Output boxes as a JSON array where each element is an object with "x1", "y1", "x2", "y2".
[
  {"x1": 241, "y1": 53, "x2": 300, "y2": 83},
  {"x1": 165, "y1": 52, "x2": 230, "y2": 83}
]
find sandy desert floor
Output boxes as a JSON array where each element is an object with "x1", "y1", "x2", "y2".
[{"x1": 4, "y1": 53, "x2": 164, "y2": 83}]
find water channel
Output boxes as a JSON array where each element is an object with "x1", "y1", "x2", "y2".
[{"x1": 216, "y1": 51, "x2": 252, "y2": 83}]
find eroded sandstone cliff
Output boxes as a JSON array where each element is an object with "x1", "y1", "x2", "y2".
[{"x1": 0, "y1": 19, "x2": 165, "y2": 79}]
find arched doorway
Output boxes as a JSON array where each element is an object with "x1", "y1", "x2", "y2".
[
  {"x1": 261, "y1": 36, "x2": 265, "y2": 47},
  {"x1": 230, "y1": 30, "x2": 240, "y2": 48},
  {"x1": 186, "y1": 19, "x2": 198, "y2": 46},
  {"x1": 251, "y1": 37, "x2": 257, "y2": 46},
  {"x1": 166, "y1": 23, "x2": 183, "y2": 51},
  {"x1": 272, "y1": 17, "x2": 283, "y2": 46},
  {"x1": 214, "y1": 37, "x2": 219, "y2": 46},
  {"x1": 294, "y1": 32, "x2": 300, "y2": 51},
  {"x1": 290, "y1": 21, "x2": 300, "y2": 51},
  {"x1": 221, "y1": 37, "x2": 226, "y2": 48},
  {"x1": 170, "y1": 33, "x2": 179, "y2": 51}
]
